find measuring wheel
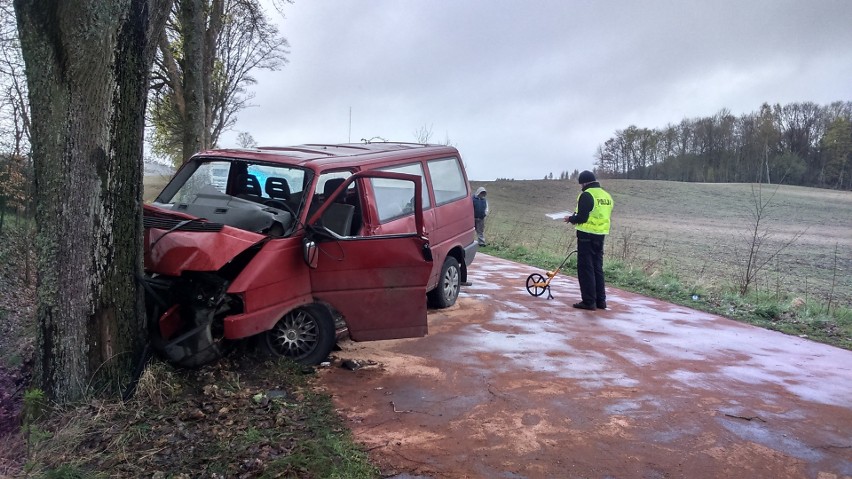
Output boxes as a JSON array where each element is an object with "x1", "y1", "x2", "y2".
[{"x1": 525, "y1": 273, "x2": 549, "y2": 297}]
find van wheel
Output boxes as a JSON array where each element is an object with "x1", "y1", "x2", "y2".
[
  {"x1": 262, "y1": 306, "x2": 335, "y2": 365},
  {"x1": 428, "y1": 256, "x2": 460, "y2": 308}
]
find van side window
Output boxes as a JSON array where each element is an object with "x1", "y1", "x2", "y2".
[
  {"x1": 370, "y1": 177, "x2": 418, "y2": 224},
  {"x1": 427, "y1": 157, "x2": 467, "y2": 205},
  {"x1": 313, "y1": 171, "x2": 361, "y2": 236},
  {"x1": 378, "y1": 162, "x2": 430, "y2": 209},
  {"x1": 315, "y1": 171, "x2": 353, "y2": 199}
]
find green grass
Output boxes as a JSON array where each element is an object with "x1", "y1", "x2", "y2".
[
  {"x1": 264, "y1": 391, "x2": 379, "y2": 479},
  {"x1": 143, "y1": 175, "x2": 172, "y2": 202},
  {"x1": 41, "y1": 465, "x2": 95, "y2": 479}
]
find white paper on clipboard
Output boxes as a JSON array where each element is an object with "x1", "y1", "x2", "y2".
[{"x1": 546, "y1": 211, "x2": 572, "y2": 220}]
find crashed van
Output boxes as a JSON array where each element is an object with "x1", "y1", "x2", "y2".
[{"x1": 143, "y1": 142, "x2": 478, "y2": 367}]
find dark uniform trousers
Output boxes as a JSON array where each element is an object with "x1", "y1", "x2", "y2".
[{"x1": 577, "y1": 230, "x2": 606, "y2": 306}]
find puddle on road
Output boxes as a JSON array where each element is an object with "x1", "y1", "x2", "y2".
[
  {"x1": 603, "y1": 395, "x2": 669, "y2": 417},
  {"x1": 441, "y1": 322, "x2": 642, "y2": 388},
  {"x1": 648, "y1": 424, "x2": 704, "y2": 444},
  {"x1": 717, "y1": 415, "x2": 828, "y2": 465}
]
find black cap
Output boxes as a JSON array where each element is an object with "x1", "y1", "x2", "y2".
[{"x1": 578, "y1": 170, "x2": 596, "y2": 184}]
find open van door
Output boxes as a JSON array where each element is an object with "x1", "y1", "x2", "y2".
[{"x1": 304, "y1": 171, "x2": 433, "y2": 341}]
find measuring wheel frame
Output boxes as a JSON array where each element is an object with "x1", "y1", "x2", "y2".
[
  {"x1": 526, "y1": 273, "x2": 549, "y2": 297},
  {"x1": 523, "y1": 250, "x2": 577, "y2": 300}
]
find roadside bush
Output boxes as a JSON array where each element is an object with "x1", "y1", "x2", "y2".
[{"x1": 754, "y1": 302, "x2": 782, "y2": 320}]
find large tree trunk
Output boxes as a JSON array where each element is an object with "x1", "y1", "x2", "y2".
[
  {"x1": 181, "y1": 0, "x2": 207, "y2": 161},
  {"x1": 14, "y1": 0, "x2": 170, "y2": 403},
  {"x1": 202, "y1": 0, "x2": 224, "y2": 149}
]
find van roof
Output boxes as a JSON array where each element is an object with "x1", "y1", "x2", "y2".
[{"x1": 196, "y1": 142, "x2": 459, "y2": 170}]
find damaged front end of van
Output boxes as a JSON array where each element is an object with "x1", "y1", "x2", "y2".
[
  {"x1": 142, "y1": 149, "x2": 435, "y2": 367},
  {"x1": 142, "y1": 208, "x2": 269, "y2": 367},
  {"x1": 141, "y1": 152, "x2": 319, "y2": 367}
]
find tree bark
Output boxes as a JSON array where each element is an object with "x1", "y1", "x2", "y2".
[
  {"x1": 181, "y1": 0, "x2": 207, "y2": 161},
  {"x1": 203, "y1": 0, "x2": 224, "y2": 149},
  {"x1": 14, "y1": 0, "x2": 170, "y2": 403}
]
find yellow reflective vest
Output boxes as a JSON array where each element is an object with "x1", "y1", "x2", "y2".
[{"x1": 575, "y1": 187, "x2": 613, "y2": 235}]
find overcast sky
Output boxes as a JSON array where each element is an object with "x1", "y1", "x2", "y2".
[{"x1": 218, "y1": 0, "x2": 852, "y2": 181}]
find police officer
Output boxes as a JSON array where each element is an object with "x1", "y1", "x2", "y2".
[{"x1": 564, "y1": 170, "x2": 613, "y2": 310}]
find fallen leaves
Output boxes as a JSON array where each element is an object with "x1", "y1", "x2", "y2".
[{"x1": 19, "y1": 357, "x2": 365, "y2": 477}]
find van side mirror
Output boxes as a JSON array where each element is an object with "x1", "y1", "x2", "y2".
[{"x1": 303, "y1": 238, "x2": 318, "y2": 269}]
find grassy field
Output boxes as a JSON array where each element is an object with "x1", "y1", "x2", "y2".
[
  {"x1": 473, "y1": 178, "x2": 852, "y2": 308},
  {"x1": 143, "y1": 175, "x2": 171, "y2": 202}
]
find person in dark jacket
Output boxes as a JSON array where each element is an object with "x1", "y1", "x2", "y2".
[
  {"x1": 472, "y1": 186, "x2": 489, "y2": 246},
  {"x1": 564, "y1": 171, "x2": 613, "y2": 310}
]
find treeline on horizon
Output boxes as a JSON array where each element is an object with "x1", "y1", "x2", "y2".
[{"x1": 593, "y1": 101, "x2": 852, "y2": 190}]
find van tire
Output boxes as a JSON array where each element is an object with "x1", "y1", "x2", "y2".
[
  {"x1": 428, "y1": 256, "x2": 460, "y2": 308},
  {"x1": 262, "y1": 305, "x2": 335, "y2": 365}
]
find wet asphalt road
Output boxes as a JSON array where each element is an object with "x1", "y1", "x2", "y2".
[{"x1": 317, "y1": 254, "x2": 852, "y2": 479}]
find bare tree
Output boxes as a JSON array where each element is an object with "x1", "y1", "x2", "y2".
[
  {"x1": 734, "y1": 182, "x2": 804, "y2": 295},
  {"x1": 441, "y1": 131, "x2": 456, "y2": 147},
  {"x1": 236, "y1": 131, "x2": 257, "y2": 148},
  {"x1": 0, "y1": 0, "x2": 31, "y2": 231},
  {"x1": 14, "y1": 0, "x2": 171, "y2": 403},
  {"x1": 0, "y1": 0, "x2": 29, "y2": 155},
  {"x1": 149, "y1": 0, "x2": 289, "y2": 164},
  {"x1": 413, "y1": 124, "x2": 433, "y2": 144}
]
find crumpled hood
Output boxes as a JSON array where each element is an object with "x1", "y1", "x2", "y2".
[{"x1": 143, "y1": 204, "x2": 265, "y2": 276}]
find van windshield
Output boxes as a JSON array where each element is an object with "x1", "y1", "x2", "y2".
[{"x1": 154, "y1": 158, "x2": 312, "y2": 237}]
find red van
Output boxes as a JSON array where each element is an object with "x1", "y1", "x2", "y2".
[{"x1": 143, "y1": 142, "x2": 478, "y2": 366}]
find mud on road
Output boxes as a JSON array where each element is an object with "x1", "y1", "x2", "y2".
[{"x1": 316, "y1": 254, "x2": 852, "y2": 479}]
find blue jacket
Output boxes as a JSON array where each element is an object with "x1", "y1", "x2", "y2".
[{"x1": 473, "y1": 196, "x2": 487, "y2": 219}]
